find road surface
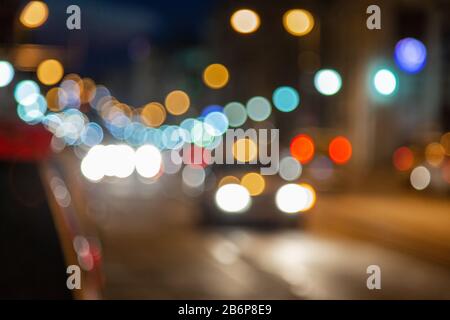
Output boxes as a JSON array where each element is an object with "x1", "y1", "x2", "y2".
[{"x1": 45, "y1": 151, "x2": 450, "y2": 299}]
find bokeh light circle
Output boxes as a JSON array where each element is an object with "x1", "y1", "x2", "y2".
[
  {"x1": 17, "y1": 94, "x2": 47, "y2": 124},
  {"x1": 141, "y1": 102, "x2": 166, "y2": 127},
  {"x1": 14, "y1": 80, "x2": 40, "y2": 106},
  {"x1": 425, "y1": 142, "x2": 445, "y2": 167},
  {"x1": 20, "y1": 1, "x2": 49, "y2": 28},
  {"x1": 329, "y1": 136, "x2": 352, "y2": 164},
  {"x1": 241, "y1": 172, "x2": 265, "y2": 196},
  {"x1": 191, "y1": 121, "x2": 215, "y2": 148},
  {"x1": 232, "y1": 138, "x2": 258, "y2": 163},
  {"x1": 90, "y1": 85, "x2": 111, "y2": 111},
  {"x1": 230, "y1": 9, "x2": 260, "y2": 34},
  {"x1": 374, "y1": 69, "x2": 397, "y2": 96},
  {"x1": 393, "y1": 146, "x2": 414, "y2": 171},
  {"x1": 279, "y1": 156, "x2": 302, "y2": 181},
  {"x1": 203, "y1": 63, "x2": 229, "y2": 89},
  {"x1": 81, "y1": 145, "x2": 106, "y2": 182},
  {"x1": 224, "y1": 102, "x2": 247, "y2": 127},
  {"x1": 309, "y1": 156, "x2": 334, "y2": 181},
  {"x1": 410, "y1": 166, "x2": 431, "y2": 191},
  {"x1": 218, "y1": 175, "x2": 240, "y2": 187},
  {"x1": 0, "y1": 61, "x2": 14, "y2": 87},
  {"x1": 81, "y1": 122, "x2": 104, "y2": 147},
  {"x1": 165, "y1": 90, "x2": 190, "y2": 115},
  {"x1": 161, "y1": 125, "x2": 187, "y2": 149},
  {"x1": 135, "y1": 145, "x2": 162, "y2": 178},
  {"x1": 246, "y1": 96, "x2": 272, "y2": 122},
  {"x1": 273, "y1": 86, "x2": 300, "y2": 112},
  {"x1": 204, "y1": 111, "x2": 229, "y2": 136},
  {"x1": 80, "y1": 78, "x2": 97, "y2": 104},
  {"x1": 46, "y1": 87, "x2": 65, "y2": 112},
  {"x1": 299, "y1": 183, "x2": 316, "y2": 211},
  {"x1": 180, "y1": 118, "x2": 201, "y2": 143},
  {"x1": 182, "y1": 165, "x2": 206, "y2": 188},
  {"x1": 394, "y1": 37, "x2": 427, "y2": 74},
  {"x1": 37, "y1": 59, "x2": 64, "y2": 86},
  {"x1": 290, "y1": 134, "x2": 314, "y2": 164},
  {"x1": 112, "y1": 145, "x2": 136, "y2": 178},
  {"x1": 144, "y1": 127, "x2": 163, "y2": 149},
  {"x1": 283, "y1": 9, "x2": 314, "y2": 36},
  {"x1": 215, "y1": 184, "x2": 251, "y2": 213},
  {"x1": 275, "y1": 183, "x2": 309, "y2": 214},
  {"x1": 314, "y1": 69, "x2": 342, "y2": 96}
]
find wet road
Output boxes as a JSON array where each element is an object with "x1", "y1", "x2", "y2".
[
  {"x1": 47, "y1": 151, "x2": 450, "y2": 299},
  {"x1": 98, "y1": 226, "x2": 450, "y2": 299}
]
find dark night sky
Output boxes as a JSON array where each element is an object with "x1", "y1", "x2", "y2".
[
  {"x1": 35, "y1": 0, "x2": 221, "y2": 45},
  {"x1": 18, "y1": 0, "x2": 223, "y2": 74}
]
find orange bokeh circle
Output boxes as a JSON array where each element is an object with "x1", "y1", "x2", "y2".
[
  {"x1": 290, "y1": 134, "x2": 315, "y2": 164},
  {"x1": 329, "y1": 136, "x2": 352, "y2": 165}
]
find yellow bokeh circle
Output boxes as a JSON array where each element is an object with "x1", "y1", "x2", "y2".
[
  {"x1": 37, "y1": 59, "x2": 64, "y2": 86},
  {"x1": 218, "y1": 176, "x2": 240, "y2": 187},
  {"x1": 80, "y1": 78, "x2": 97, "y2": 104},
  {"x1": 45, "y1": 87, "x2": 65, "y2": 112},
  {"x1": 141, "y1": 102, "x2": 166, "y2": 127},
  {"x1": 241, "y1": 172, "x2": 265, "y2": 196},
  {"x1": 20, "y1": 1, "x2": 49, "y2": 29},
  {"x1": 165, "y1": 90, "x2": 190, "y2": 115},
  {"x1": 203, "y1": 64, "x2": 229, "y2": 89},
  {"x1": 232, "y1": 138, "x2": 258, "y2": 163},
  {"x1": 425, "y1": 142, "x2": 445, "y2": 167},
  {"x1": 283, "y1": 9, "x2": 314, "y2": 36}
]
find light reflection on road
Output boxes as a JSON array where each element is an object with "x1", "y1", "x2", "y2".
[{"x1": 53, "y1": 152, "x2": 450, "y2": 299}]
